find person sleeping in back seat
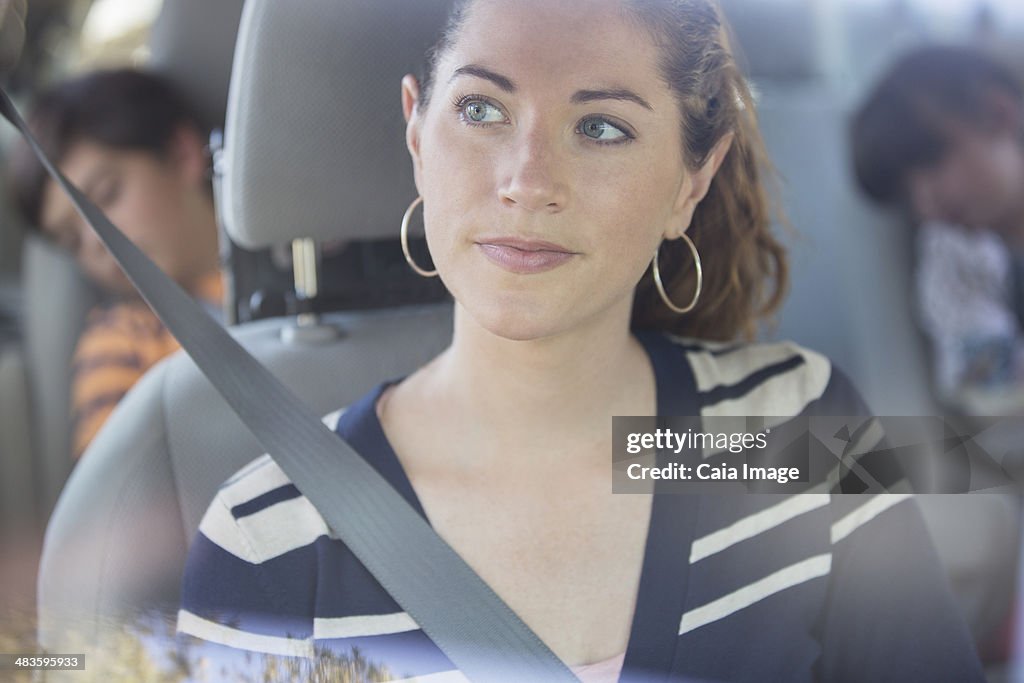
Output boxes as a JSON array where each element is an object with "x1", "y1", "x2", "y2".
[{"x1": 7, "y1": 69, "x2": 223, "y2": 459}]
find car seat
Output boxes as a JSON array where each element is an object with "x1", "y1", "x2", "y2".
[
  {"x1": 36, "y1": 0, "x2": 456, "y2": 657},
  {"x1": 0, "y1": 329, "x2": 35, "y2": 540},
  {"x1": 20, "y1": 238, "x2": 98, "y2": 521},
  {"x1": 17, "y1": 0, "x2": 247, "y2": 523},
  {"x1": 720, "y1": 0, "x2": 1020, "y2": 655},
  {"x1": 38, "y1": 0, "x2": 1018, "y2": 666}
]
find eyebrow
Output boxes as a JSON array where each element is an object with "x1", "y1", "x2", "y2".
[
  {"x1": 571, "y1": 88, "x2": 653, "y2": 111},
  {"x1": 450, "y1": 64, "x2": 653, "y2": 111},
  {"x1": 449, "y1": 65, "x2": 517, "y2": 93}
]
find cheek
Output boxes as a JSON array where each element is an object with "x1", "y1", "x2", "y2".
[
  {"x1": 577, "y1": 155, "x2": 678, "y2": 248},
  {"x1": 421, "y1": 118, "x2": 492, "y2": 193},
  {"x1": 417, "y1": 126, "x2": 494, "y2": 248},
  {"x1": 987, "y1": 142, "x2": 1024, "y2": 195},
  {"x1": 960, "y1": 138, "x2": 1017, "y2": 196},
  {"x1": 115, "y1": 177, "x2": 185, "y2": 246}
]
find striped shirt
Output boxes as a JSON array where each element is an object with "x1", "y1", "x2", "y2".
[
  {"x1": 177, "y1": 331, "x2": 983, "y2": 682},
  {"x1": 70, "y1": 271, "x2": 223, "y2": 459}
]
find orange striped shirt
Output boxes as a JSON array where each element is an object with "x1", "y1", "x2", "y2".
[{"x1": 70, "y1": 271, "x2": 224, "y2": 459}]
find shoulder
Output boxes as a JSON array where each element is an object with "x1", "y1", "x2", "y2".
[
  {"x1": 219, "y1": 405, "x2": 345, "y2": 496},
  {"x1": 918, "y1": 222, "x2": 1007, "y2": 264},
  {"x1": 75, "y1": 302, "x2": 171, "y2": 359},
  {"x1": 661, "y1": 334, "x2": 855, "y2": 417},
  {"x1": 199, "y1": 409, "x2": 347, "y2": 564}
]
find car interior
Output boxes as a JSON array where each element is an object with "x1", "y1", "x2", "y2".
[{"x1": 0, "y1": 0, "x2": 1022, "y2": 679}]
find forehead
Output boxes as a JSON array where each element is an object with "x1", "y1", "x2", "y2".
[{"x1": 441, "y1": 0, "x2": 668, "y2": 98}]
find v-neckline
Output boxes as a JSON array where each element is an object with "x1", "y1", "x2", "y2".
[{"x1": 334, "y1": 330, "x2": 701, "y2": 681}]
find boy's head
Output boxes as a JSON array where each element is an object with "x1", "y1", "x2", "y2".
[
  {"x1": 8, "y1": 68, "x2": 217, "y2": 296},
  {"x1": 852, "y1": 46, "x2": 1024, "y2": 234}
]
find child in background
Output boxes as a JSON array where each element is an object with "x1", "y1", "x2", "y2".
[
  {"x1": 7, "y1": 69, "x2": 222, "y2": 458},
  {"x1": 852, "y1": 46, "x2": 1024, "y2": 413}
]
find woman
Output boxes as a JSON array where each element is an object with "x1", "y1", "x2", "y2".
[
  {"x1": 9, "y1": 69, "x2": 223, "y2": 458},
  {"x1": 178, "y1": 0, "x2": 983, "y2": 680}
]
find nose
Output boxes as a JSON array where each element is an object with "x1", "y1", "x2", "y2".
[{"x1": 498, "y1": 124, "x2": 568, "y2": 213}]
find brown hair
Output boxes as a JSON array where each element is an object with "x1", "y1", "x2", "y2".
[{"x1": 419, "y1": 0, "x2": 788, "y2": 342}]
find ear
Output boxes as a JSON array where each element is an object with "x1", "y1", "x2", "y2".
[
  {"x1": 666, "y1": 131, "x2": 735, "y2": 239},
  {"x1": 165, "y1": 124, "x2": 208, "y2": 189},
  {"x1": 402, "y1": 74, "x2": 425, "y2": 193}
]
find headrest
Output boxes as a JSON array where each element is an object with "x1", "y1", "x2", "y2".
[
  {"x1": 717, "y1": 0, "x2": 824, "y2": 81},
  {"x1": 221, "y1": 0, "x2": 454, "y2": 250},
  {"x1": 147, "y1": 0, "x2": 246, "y2": 131}
]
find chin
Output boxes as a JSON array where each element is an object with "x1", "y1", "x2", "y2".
[
  {"x1": 474, "y1": 311, "x2": 562, "y2": 343},
  {"x1": 460, "y1": 295, "x2": 573, "y2": 343}
]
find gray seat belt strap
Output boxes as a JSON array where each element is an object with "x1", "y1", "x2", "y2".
[{"x1": 0, "y1": 90, "x2": 579, "y2": 683}]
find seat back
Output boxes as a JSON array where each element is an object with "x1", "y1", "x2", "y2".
[
  {"x1": 18, "y1": 0, "x2": 247, "y2": 524},
  {"x1": 718, "y1": 0, "x2": 938, "y2": 415},
  {"x1": 22, "y1": 237, "x2": 98, "y2": 516},
  {"x1": 720, "y1": 0, "x2": 1017, "y2": 652},
  {"x1": 0, "y1": 340, "x2": 34, "y2": 538},
  {"x1": 754, "y1": 84, "x2": 937, "y2": 415},
  {"x1": 147, "y1": 0, "x2": 246, "y2": 132},
  {"x1": 41, "y1": 0, "x2": 1012, "y2": 663},
  {"x1": 38, "y1": 0, "x2": 456, "y2": 656},
  {"x1": 37, "y1": 307, "x2": 452, "y2": 650}
]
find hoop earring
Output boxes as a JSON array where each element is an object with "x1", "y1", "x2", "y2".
[
  {"x1": 652, "y1": 233, "x2": 702, "y2": 314},
  {"x1": 400, "y1": 196, "x2": 438, "y2": 278}
]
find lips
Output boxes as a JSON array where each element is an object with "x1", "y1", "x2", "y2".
[{"x1": 475, "y1": 237, "x2": 577, "y2": 274}]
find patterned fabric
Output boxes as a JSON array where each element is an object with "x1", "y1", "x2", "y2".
[
  {"x1": 177, "y1": 331, "x2": 983, "y2": 682},
  {"x1": 915, "y1": 221, "x2": 1024, "y2": 398},
  {"x1": 70, "y1": 270, "x2": 223, "y2": 459}
]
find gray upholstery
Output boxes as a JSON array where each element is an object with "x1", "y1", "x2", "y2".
[
  {"x1": 754, "y1": 84, "x2": 937, "y2": 416},
  {"x1": 718, "y1": 0, "x2": 825, "y2": 80},
  {"x1": 754, "y1": 82, "x2": 1018, "y2": 650},
  {"x1": 147, "y1": 0, "x2": 246, "y2": 130},
  {"x1": 725, "y1": 2, "x2": 1020, "y2": 650},
  {"x1": 22, "y1": 236, "x2": 98, "y2": 515},
  {"x1": 18, "y1": 1, "x2": 245, "y2": 521},
  {"x1": 718, "y1": 3, "x2": 935, "y2": 418},
  {"x1": 38, "y1": 306, "x2": 451, "y2": 652},
  {"x1": 37, "y1": 0, "x2": 460, "y2": 660},
  {"x1": 221, "y1": 0, "x2": 453, "y2": 248},
  {"x1": 0, "y1": 341, "x2": 35, "y2": 538},
  {"x1": 36, "y1": 0, "x2": 1018, "y2": 666}
]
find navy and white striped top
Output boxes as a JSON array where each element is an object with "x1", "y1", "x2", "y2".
[{"x1": 177, "y1": 331, "x2": 984, "y2": 682}]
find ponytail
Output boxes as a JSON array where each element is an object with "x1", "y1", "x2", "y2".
[{"x1": 628, "y1": 0, "x2": 789, "y2": 341}]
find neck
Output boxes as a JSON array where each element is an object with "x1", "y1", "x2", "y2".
[
  {"x1": 415, "y1": 299, "x2": 657, "y2": 461},
  {"x1": 181, "y1": 194, "x2": 222, "y2": 297}
]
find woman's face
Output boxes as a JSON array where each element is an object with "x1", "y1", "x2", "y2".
[
  {"x1": 404, "y1": 0, "x2": 720, "y2": 341},
  {"x1": 39, "y1": 134, "x2": 211, "y2": 296}
]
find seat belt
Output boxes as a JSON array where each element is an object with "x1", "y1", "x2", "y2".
[{"x1": 0, "y1": 90, "x2": 580, "y2": 683}]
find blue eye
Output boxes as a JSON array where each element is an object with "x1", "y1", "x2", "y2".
[
  {"x1": 459, "y1": 97, "x2": 505, "y2": 124},
  {"x1": 578, "y1": 117, "x2": 629, "y2": 143}
]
